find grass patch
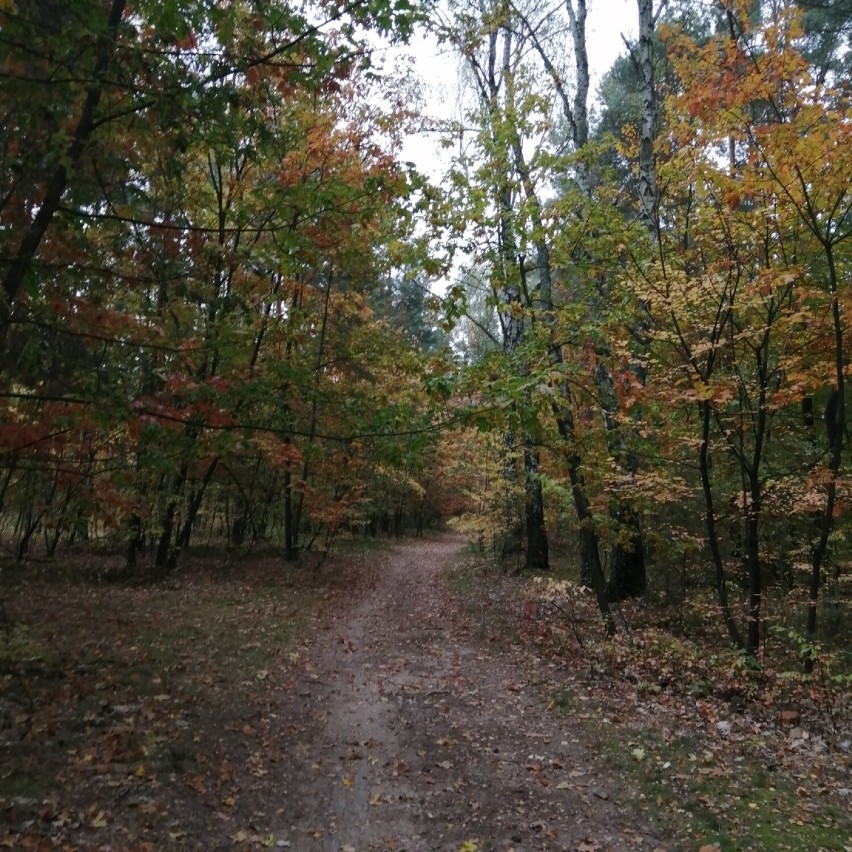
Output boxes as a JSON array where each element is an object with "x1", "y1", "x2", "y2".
[{"x1": 574, "y1": 716, "x2": 851, "y2": 851}]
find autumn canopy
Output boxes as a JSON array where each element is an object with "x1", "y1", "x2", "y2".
[{"x1": 0, "y1": 0, "x2": 850, "y2": 662}]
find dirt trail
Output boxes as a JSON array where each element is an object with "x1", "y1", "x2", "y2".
[{"x1": 272, "y1": 534, "x2": 664, "y2": 851}]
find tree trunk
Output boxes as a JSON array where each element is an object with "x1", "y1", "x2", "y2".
[
  {"x1": 699, "y1": 401, "x2": 744, "y2": 649},
  {"x1": 606, "y1": 505, "x2": 646, "y2": 600},
  {"x1": 155, "y1": 502, "x2": 178, "y2": 574},
  {"x1": 155, "y1": 465, "x2": 188, "y2": 574},
  {"x1": 636, "y1": 0, "x2": 659, "y2": 236},
  {"x1": 16, "y1": 509, "x2": 39, "y2": 562},
  {"x1": 806, "y1": 244, "x2": 845, "y2": 671},
  {"x1": 524, "y1": 443, "x2": 549, "y2": 571},
  {"x1": 125, "y1": 513, "x2": 144, "y2": 572},
  {"x1": 594, "y1": 361, "x2": 647, "y2": 600},
  {"x1": 745, "y1": 495, "x2": 762, "y2": 656},
  {"x1": 283, "y1": 465, "x2": 297, "y2": 561},
  {"x1": 175, "y1": 457, "x2": 220, "y2": 553},
  {"x1": 553, "y1": 403, "x2": 615, "y2": 635},
  {"x1": 594, "y1": 0, "x2": 660, "y2": 599}
]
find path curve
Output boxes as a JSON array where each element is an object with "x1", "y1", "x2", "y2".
[{"x1": 272, "y1": 534, "x2": 663, "y2": 851}]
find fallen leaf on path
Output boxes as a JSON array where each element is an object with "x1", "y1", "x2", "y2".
[
  {"x1": 186, "y1": 775, "x2": 207, "y2": 793},
  {"x1": 90, "y1": 811, "x2": 109, "y2": 828}
]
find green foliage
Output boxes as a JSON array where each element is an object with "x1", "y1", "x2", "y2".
[
  {"x1": 0, "y1": 0, "x2": 450, "y2": 568},
  {"x1": 773, "y1": 625, "x2": 852, "y2": 692}
]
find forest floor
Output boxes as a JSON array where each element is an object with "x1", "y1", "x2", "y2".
[{"x1": 0, "y1": 532, "x2": 850, "y2": 851}]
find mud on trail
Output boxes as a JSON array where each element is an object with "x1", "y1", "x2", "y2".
[{"x1": 273, "y1": 534, "x2": 662, "y2": 851}]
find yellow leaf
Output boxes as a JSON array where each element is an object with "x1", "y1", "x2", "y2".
[
  {"x1": 459, "y1": 841, "x2": 479, "y2": 852},
  {"x1": 342, "y1": 776, "x2": 353, "y2": 787},
  {"x1": 91, "y1": 810, "x2": 109, "y2": 829},
  {"x1": 135, "y1": 764, "x2": 146, "y2": 778},
  {"x1": 223, "y1": 796, "x2": 236, "y2": 808}
]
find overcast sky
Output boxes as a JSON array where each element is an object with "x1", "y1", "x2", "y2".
[{"x1": 388, "y1": 0, "x2": 638, "y2": 176}]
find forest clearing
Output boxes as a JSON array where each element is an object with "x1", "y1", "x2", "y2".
[
  {"x1": 1, "y1": 0, "x2": 851, "y2": 847},
  {"x1": 2, "y1": 534, "x2": 849, "y2": 850}
]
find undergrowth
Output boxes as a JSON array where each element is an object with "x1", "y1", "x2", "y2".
[{"x1": 445, "y1": 544, "x2": 852, "y2": 851}]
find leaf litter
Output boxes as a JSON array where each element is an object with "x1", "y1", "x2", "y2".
[{"x1": 4, "y1": 534, "x2": 846, "y2": 849}]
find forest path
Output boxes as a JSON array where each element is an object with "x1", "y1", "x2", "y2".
[{"x1": 273, "y1": 533, "x2": 664, "y2": 851}]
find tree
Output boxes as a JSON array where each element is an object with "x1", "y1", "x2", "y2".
[
  {"x1": 432, "y1": 0, "x2": 625, "y2": 627},
  {"x1": 0, "y1": 0, "x2": 446, "y2": 571},
  {"x1": 370, "y1": 272, "x2": 448, "y2": 353},
  {"x1": 433, "y1": 0, "x2": 553, "y2": 569},
  {"x1": 625, "y1": 0, "x2": 851, "y2": 654}
]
